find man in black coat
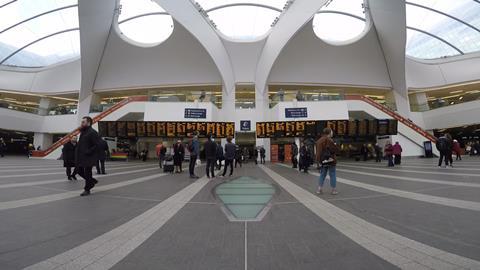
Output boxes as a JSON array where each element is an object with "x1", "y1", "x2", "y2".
[
  {"x1": 76, "y1": 116, "x2": 100, "y2": 196},
  {"x1": 62, "y1": 136, "x2": 78, "y2": 180},
  {"x1": 96, "y1": 138, "x2": 109, "y2": 174},
  {"x1": 204, "y1": 134, "x2": 217, "y2": 178}
]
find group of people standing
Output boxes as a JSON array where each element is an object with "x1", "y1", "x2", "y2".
[
  {"x1": 61, "y1": 116, "x2": 109, "y2": 196},
  {"x1": 384, "y1": 141, "x2": 403, "y2": 167},
  {"x1": 436, "y1": 133, "x2": 460, "y2": 167},
  {"x1": 155, "y1": 135, "x2": 267, "y2": 179}
]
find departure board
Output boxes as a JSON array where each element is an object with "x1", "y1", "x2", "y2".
[
  {"x1": 275, "y1": 122, "x2": 285, "y2": 137},
  {"x1": 377, "y1": 119, "x2": 389, "y2": 135},
  {"x1": 146, "y1": 122, "x2": 156, "y2": 137},
  {"x1": 98, "y1": 122, "x2": 108, "y2": 137},
  {"x1": 336, "y1": 120, "x2": 347, "y2": 136},
  {"x1": 107, "y1": 122, "x2": 117, "y2": 137},
  {"x1": 358, "y1": 120, "x2": 368, "y2": 136},
  {"x1": 285, "y1": 122, "x2": 296, "y2": 137},
  {"x1": 156, "y1": 122, "x2": 166, "y2": 137},
  {"x1": 127, "y1": 122, "x2": 136, "y2": 137},
  {"x1": 136, "y1": 122, "x2": 146, "y2": 137},
  {"x1": 99, "y1": 121, "x2": 235, "y2": 138},
  {"x1": 348, "y1": 120, "x2": 358, "y2": 137},
  {"x1": 117, "y1": 121, "x2": 127, "y2": 137},
  {"x1": 254, "y1": 119, "x2": 398, "y2": 138}
]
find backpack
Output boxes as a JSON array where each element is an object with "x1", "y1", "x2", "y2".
[{"x1": 436, "y1": 138, "x2": 447, "y2": 152}]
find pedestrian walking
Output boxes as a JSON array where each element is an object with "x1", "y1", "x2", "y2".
[
  {"x1": 62, "y1": 136, "x2": 77, "y2": 180},
  {"x1": 393, "y1": 142, "x2": 403, "y2": 165},
  {"x1": 222, "y1": 137, "x2": 235, "y2": 177},
  {"x1": 96, "y1": 138, "x2": 109, "y2": 174},
  {"x1": 76, "y1": 116, "x2": 100, "y2": 196}
]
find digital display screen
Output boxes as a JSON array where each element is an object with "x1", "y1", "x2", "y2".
[
  {"x1": 136, "y1": 122, "x2": 146, "y2": 137},
  {"x1": 146, "y1": 122, "x2": 156, "y2": 137},
  {"x1": 117, "y1": 121, "x2": 127, "y2": 137},
  {"x1": 127, "y1": 122, "x2": 136, "y2": 137}
]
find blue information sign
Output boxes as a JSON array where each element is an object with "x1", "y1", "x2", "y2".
[
  {"x1": 285, "y1": 107, "x2": 308, "y2": 118},
  {"x1": 240, "y1": 120, "x2": 251, "y2": 131},
  {"x1": 184, "y1": 108, "x2": 207, "y2": 119}
]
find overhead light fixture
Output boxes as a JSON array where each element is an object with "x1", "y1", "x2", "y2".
[
  {"x1": 450, "y1": 90, "x2": 463, "y2": 94},
  {"x1": 459, "y1": 96, "x2": 464, "y2": 100}
]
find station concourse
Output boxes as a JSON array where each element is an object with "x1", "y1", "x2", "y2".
[{"x1": 0, "y1": 0, "x2": 480, "y2": 269}]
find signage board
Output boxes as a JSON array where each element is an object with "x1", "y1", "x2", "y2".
[
  {"x1": 240, "y1": 120, "x2": 251, "y2": 131},
  {"x1": 285, "y1": 107, "x2": 308, "y2": 118},
  {"x1": 184, "y1": 108, "x2": 207, "y2": 119}
]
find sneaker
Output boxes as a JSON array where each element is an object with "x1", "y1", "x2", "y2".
[
  {"x1": 68, "y1": 177, "x2": 72, "y2": 181},
  {"x1": 331, "y1": 190, "x2": 338, "y2": 195},
  {"x1": 71, "y1": 175, "x2": 77, "y2": 180},
  {"x1": 93, "y1": 179, "x2": 98, "y2": 185},
  {"x1": 80, "y1": 190, "x2": 90, "y2": 196},
  {"x1": 316, "y1": 189, "x2": 323, "y2": 195}
]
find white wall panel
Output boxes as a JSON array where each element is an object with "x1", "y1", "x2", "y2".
[
  {"x1": 93, "y1": 23, "x2": 222, "y2": 91},
  {"x1": 422, "y1": 100, "x2": 480, "y2": 130},
  {"x1": 268, "y1": 101, "x2": 349, "y2": 121},
  {"x1": 223, "y1": 40, "x2": 265, "y2": 84},
  {"x1": 144, "y1": 102, "x2": 218, "y2": 122},
  {"x1": 269, "y1": 24, "x2": 392, "y2": 88}
]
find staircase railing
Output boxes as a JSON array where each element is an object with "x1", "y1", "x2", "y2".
[
  {"x1": 345, "y1": 95, "x2": 437, "y2": 142},
  {"x1": 32, "y1": 95, "x2": 147, "y2": 158}
]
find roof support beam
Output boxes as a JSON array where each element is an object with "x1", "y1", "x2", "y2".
[
  {"x1": 154, "y1": 0, "x2": 235, "y2": 95},
  {"x1": 255, "y1": 0, "x2": 329, "y2": 95},
  {"x1": 368, "y1": 0, "x2": 410, "y2": 117},
  {"x1": 77, "y1": 0, "x2": 117, "y2": 120}
]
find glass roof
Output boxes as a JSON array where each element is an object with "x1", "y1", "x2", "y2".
[
  {"x1": 406, "y1": 0, "x2": 480, "y2": 60},
  {"x1": 0, "y1": 0, "x2": 80, "y2": 68},
  {"x1": 312, "y1": 0, "x2": 367, "y2": 44},
  {"x1": 193, "y1": 0, "x2": 288, "y2": 40},
  {"x1": 117, "y1": 0, "x2": 174, "y2": 46}
]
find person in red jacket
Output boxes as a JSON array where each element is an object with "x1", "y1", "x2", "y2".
[
  {"x1": 384, "y1": 141, "x2": 394, "y2": 167},
  {"x1": 392, "y1": 142, "x2": 403, "y2": 165},
  {"x1": 453, "y1": 139, "x2": 462, "y2": 161}
]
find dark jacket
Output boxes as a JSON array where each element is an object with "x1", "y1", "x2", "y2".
[
  {"x1": 224, "y1": 143, "x2": 236, "y2": 160},
  {"x1": 75, "y1": 127, "x2": 100, "y2": 167},
  {"x1": 204, "y1": 140, "x2": 217, "y2": 160},
  {"x1": 62, "y1": 142, "x2": 76, "y2": 167},
  {"x1": 173, "y1": 143, "x2": 185, "y2": 165},
  {"x1": 97, "y1": 139, "x2": 109, "y2": 161},
  {"x1": 216, "y1": 144, "x2": 224, "y2": 159}
]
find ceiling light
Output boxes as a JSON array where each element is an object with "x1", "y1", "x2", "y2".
[
  {"x1": 459, "y1": 96, "x2": 464, "y2": 100},
  {"x1": 450, "y1": 90, "x2": 463, "y2": 94}
]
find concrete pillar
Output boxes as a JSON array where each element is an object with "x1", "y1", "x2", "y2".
[
  {"x1": 33, "y1": 132, "x2": 53, "y2": 150},
  {"x1": 38, "y1": 97, "x2": 53, "y2": 116},
  {"x1": 222, "y1": 85, "x2": 235, "y2": 118},
  {"x1": 77, "y1": 93, "x2": 101, "y2": 122},
  {"x1": 255, "y1": 85, "x2": 271, "y2": 160}
]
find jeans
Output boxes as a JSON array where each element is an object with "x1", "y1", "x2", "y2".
[
  {"x1": 319, "y1": 166, "x2": 336, "y2": 188},
  {"x1": 438, "y1": 151, "x2": 453, "y2": 166},
  {"x1": 96, "y1": 159, "x2": 105, "y2": 174},
  {"x1": 77, "y1": 166, "x2": 97, "y2": 191},
  {"x1": 222, "y1": 159, "x2": 234, "y2": 176},
  {"x1": 206, "y1": 158, "x2": 216, "y2": 177},
  {"x1": 189, "y1": 155, "x2": 197, "y2": 176},
  {"x1": 387, "y1": 155, "x2": 394, "y2": 167}
]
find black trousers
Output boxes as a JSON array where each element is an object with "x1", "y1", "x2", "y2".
[
  {"x1": 260, "y1": 156, "x2": 265, "y2": 164},
  {"x1": 375, "y1": 153, "x2": 382, "y2": 162},
  {"x1": 394, "y1": 155, "x2": 401, "y2": 165},
  {"x1": 189, "y1": 155, "x2": 197, "y2": 176},
  {"x1": 77, "y1": 166, "x2": 97, "y2": 191},
  {"x1": 206, "y1": 158, "x2": 215, "y2": 177},
  {"x1": 222, "y1": 159, "x2": 234, "y2": 176},
  {"x1": 292, "y1": 157, "x2": 298, "y2": 168},
  {"x1": 216, "y1": 158, "x2": 223, "y2": 170},
  {"x1": 66, "y1": 166, "x2": 77, "y2": 178},
  {"x1": 438, "y1": 151, "x2": 452, "y2": 166},
  {"x1": 235, "y1": 158, "x2": 242, "y2": 168},
  {"x1": 96, "y1": 159, "x2": 105, "y2": 174}
]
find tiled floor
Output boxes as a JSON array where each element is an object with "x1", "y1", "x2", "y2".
[{"x1": 0, "y1": 156, "x2": 479, "y2": 269}]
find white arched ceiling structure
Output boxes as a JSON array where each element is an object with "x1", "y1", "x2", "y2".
[
  {"x1": 77, "y1": 0, "x2": 117, "y2": 119},
  {"x1": 368, "y1": 0, "x2": 410, "y2": 117},
  {"x1": 153, "y1": 0, "x2": 235, "y2": 95},
  {"x1": 255, "y1": 0, "x2": 329, "y2": 95}
]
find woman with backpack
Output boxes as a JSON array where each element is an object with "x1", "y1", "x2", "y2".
[{"x1": 315, "y1": 128, "x2": 338, "y2": 195}]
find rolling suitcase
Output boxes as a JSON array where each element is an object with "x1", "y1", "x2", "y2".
[{"x1": 163, "y1": 155, "x2": 174, "y2": 173}]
